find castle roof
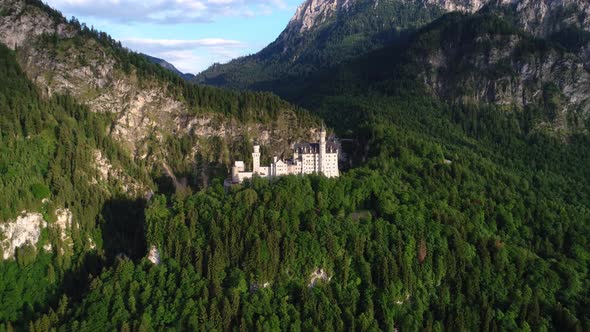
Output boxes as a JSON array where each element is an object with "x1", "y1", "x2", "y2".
[{"x1": 294, "y1": 142, "x2": 339, "y2": 154}]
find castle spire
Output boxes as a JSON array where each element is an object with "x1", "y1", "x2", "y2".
[
  {"x1": 319, "y1": 122, "x2": 326, "y2": 174},
  {"x1": 252, "y1": 143, "x2": 260, "y2": 173}
]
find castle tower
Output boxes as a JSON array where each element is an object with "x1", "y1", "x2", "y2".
[
  {"x1": 252, "y1": 144, "x2": 260, "y2": 173},
  {"x1": 319, "y1": 124, "x2": 326, "y2": 174}
]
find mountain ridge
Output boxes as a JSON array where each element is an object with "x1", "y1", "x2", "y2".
[
  {"x1": 196, "y1": 0, "x2": 590, "y2": 134},
  {"x1": 142, "y1": 53, "x2": 195, "y2": 80},
  {"x1": 195, "y1": 0, "x2": 590, "y2": 88}
]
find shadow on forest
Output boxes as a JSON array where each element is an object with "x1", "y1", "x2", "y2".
[
  {"x1": 99, "y1": 197, "x2": 147, "y2": 262},
  {"x1": 14, "y1": 198, "x2": 149, "y2": 327}
]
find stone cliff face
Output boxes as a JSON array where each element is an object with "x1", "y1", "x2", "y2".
[
  {"x1": 287, "y1": 0, "x2": 590, "y2": 35},
  {"x1": 422, "y1": 31, "x2": 590, "y2": 132},
  {"x1": 412, "y1": 0, "x2": 590, "y2": 37},
  {"x1": 0, "y1": 0, "x2": 315, "y2": 177},
  {"x1": 0, "y1": 208, "x2": 80, "y2": 260},
  {"x1": 286, "y1": 0, "x2": 353, "y2": 34},
  {"x1": 285, "y1": 0, "x2": 590, "y2": 37},
  {"x1": 0, "y1": 0, "x2": 75, "y2": 48},
  {"x1": 0, "y1": 212, "x2": 46, "y2": 260},
  {"x1": 419, "y1": 0, "x2": 487, "y2": 12},
  {"x1": 0, "y1": 1, "x2": 180, "y2": 156}
]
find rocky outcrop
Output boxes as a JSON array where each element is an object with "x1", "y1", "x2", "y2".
[
  {"x1": 286, "y1": 0, "x2": 352, "y2": 34},
  {"x1": 0, "y1": 0, "x2": 75, "y2": 50},
  {"x1": 418, "y1": 0, "x2": 590, "y2": 36},
  {"x1": 93, "y1": 150, "x2": 148, "y2": 195},
  {"x1": 309, "y1": 268, "x2": 331, "y2": 287},
  {"x1": 147, "y1": 245, "x2": 160, "y2": 264},
  {"x1": 0, "y1": 212, "x2": 46, "y2": 259},
  {"x1": 286, "y1": 0, "x2": 590, "y2": 37},
  {"x1": 55, "y1": 208, "x2": 72, "y2": 231},
  {"x1": 420, "y1": 22, "x2": 590, "y2": 132},
  {"x1": 0, "y1": 208, "x2": 75, "y2": 259},
  {"x1": 418, "y1": 0, "x2": 487, "y2": 13}
]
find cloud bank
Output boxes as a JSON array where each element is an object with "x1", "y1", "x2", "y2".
[
  {"x1": 122, "y1": 38, "x2": 245, "y2": 74},
  {"x1": 45, "y1": 0, "x2": 288, "y2": 23}
]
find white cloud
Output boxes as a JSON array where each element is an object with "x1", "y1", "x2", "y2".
[
  {"x1": 258, "y1": 4, "x2": 273, "y2": 15},
  {"x1": 120, "y1": 38, "x2": 245, "y2": 73},
  {"x1": 45, "y1": 0, "x2": 291, "y2": 23},
  {"x1": 157, "y1": 50, "x2": 207, "y2": 73},
  {"x1": 122, "y1": 38, "x2": 242, "y2": 50}
]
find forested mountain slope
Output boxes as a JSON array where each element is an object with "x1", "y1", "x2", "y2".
[
  {"x1": 195, "y1": 0, "x2": 590, "y2": 134},
  {"x1": 29, "y1": 72, "x2": 590, "y2": 330},
  {"x1": 195, "y1": 0, "x2": 444, "y2": 89},
  {"x1": 0, "y1": 42, "x2": 151, "y2": 326},
  {"x1": 195, "y1": 0, "x2": 590, "y2": 91},
  {"x1": 283, "y1": 11, "x2": 590, "y2": 134},
  {"x1": 0, "y1": 0, "x2": 319, "y2": 176},
  {"x1": 0, "y1": 1, "x2": 317, "y2": 327}
]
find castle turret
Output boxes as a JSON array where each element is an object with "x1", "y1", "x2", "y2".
[
  {"x1": 319, "y1": 124, "x2": 326, "y2": 174},
  {"x1": 252, "y1": 144, "x2": 260, "y2": 173}
]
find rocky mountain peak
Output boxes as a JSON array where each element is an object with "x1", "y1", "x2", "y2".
[
  {"x1": 286, "y1": 0, "x2": 354, "y2": 34},
  {"x1": 0, "y1": 0, "x2": 75, "y2": 50},
  {"x1": 283, "y1": 0, "x2": 590, "y2": 37},
  {"x1": 419, "y1": 0, "x2": 489, "y2": 12},
  {"x1": 419, "y1": 0, "x2": 590, "y2": 35}
]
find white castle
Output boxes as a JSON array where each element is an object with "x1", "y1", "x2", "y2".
[{"x1": 230, "y1": 126, "x2": 339, "y2": 184}]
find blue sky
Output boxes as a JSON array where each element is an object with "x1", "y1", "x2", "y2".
[{"x1": 44, "y1": 0, "x2": 303, "y2": 74}]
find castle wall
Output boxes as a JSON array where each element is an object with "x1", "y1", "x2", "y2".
[
  {"x1": 230, "y1": 127, "x2": 339, "y2": 184},
  {"x1": 287, "y1": 162, "x2": 302, "y2": 175},
  {"x1": 236, "y1": 171, "x2": 254, "y2": 183},
  {"x1": 274, "y1": 160, "x2": 288, "y2": 176},
  {"x1": 322, "y1": 152, "x2": 339, "y2": 177},
  {"x1": 301, "y1": 153, "x2": 319, "y2": 174}
]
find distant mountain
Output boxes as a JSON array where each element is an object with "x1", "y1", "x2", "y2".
[
  {"x1": 142, "y1": 54, "x2": 195, "y2": 80},
  {"x1": 195, "y1": 0, "x2": 590, "y2": 133},
  {"x1": 195, "y1": 0, "x2": 590, "y2": 92},
  {"x1": 194, "y1": 0, "x2": 445, "y2": 89},
  {"x1": 284, "y1": 10, "x2": 590, "y2": 134}
]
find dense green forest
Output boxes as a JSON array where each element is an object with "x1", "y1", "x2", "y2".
[
  {"x1": 27, "y1": 101, "x2": 590, "y2": 330},
  {"x1": 0, "y1": 42, "x2": 151, "y2": 325},
  {"x1": 21, "y1": 39, "x2": 590, "y2": 329}
]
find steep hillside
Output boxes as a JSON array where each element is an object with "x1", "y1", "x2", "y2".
[
  {"x1": 0, "y1": 42, "x2": 150, "y2": 324},
  {"x1": 0, "y1": 0, "x2": 319, "y2": 181},
  {"x1": 195, "y1": 0, "x2": 590, "y2": 90},
  {"x1": 196, "y1": 0, "x2": 590, "y2": 134},
  {"x1": 195, "y1": 0, "x2": 444, "y2": 89},
  {"x1": 286, "y1": 11, "x2": 590, "y2": 134}
]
